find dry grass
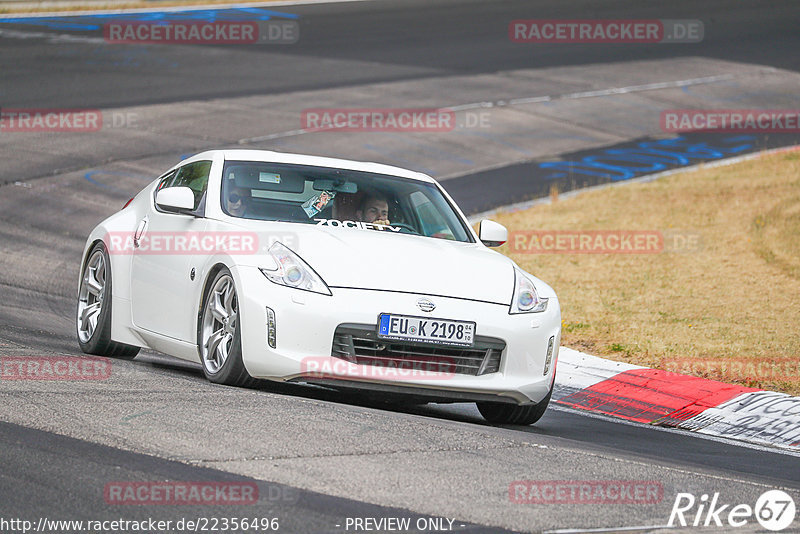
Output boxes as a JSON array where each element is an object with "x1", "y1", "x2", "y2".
[{"x1": 491, "y1": 149, "x2": 800, "y2": 394}]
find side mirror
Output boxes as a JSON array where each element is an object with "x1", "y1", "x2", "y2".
[
  {"x1": 478, "y1": 219, "x2": 507, "y2": 247},
  {"x1": 156, "y1": 187, "x2": 195, "y2": 213}
]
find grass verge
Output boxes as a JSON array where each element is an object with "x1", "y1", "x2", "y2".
[{"x1": 492, "y1": 149, "x2": 800, "y2": 395}]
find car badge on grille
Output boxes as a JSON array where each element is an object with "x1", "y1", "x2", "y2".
[{"x1": 417, "y1": 298, "x2": 436, "y2": 312}]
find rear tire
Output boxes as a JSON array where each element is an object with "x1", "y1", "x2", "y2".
[
  {"x1": 198, "y1": 268, "x2": 256, "y2": 388},
  {"x1": 77, "y1": 242, "x2": 140, "y2": 359},
  {"x1": 477, "y1": 387, "x2": 552, "y2": 426}
]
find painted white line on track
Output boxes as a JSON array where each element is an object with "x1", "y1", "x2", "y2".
[
  {"x1": 240, "y1": 128, "x2": 314, "y2": 143},
  {"x1": 0, "y1": 0, "x2": 372, "y2": 18},
  {"x1": 236, "y1": 74, "x2": 736, "y2": 145},
  {"x1": 544, "y1": 525, "x2": 674, "y2": 534},
  {"x1": 0, "y1": 27, "x2": 105, "y2": 42},
  {"x1": 559, "y1": 74, "x2": 734, "y2": 100}
]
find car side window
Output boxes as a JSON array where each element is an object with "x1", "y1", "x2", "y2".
[
  {"x1": 409, "y1": 190, "x2": 456, "y2": 240},
  {"x1": 169, "y1": 160, "x2": 212, "y2": 211}
]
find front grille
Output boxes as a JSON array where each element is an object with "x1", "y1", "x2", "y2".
[{"x1": 332, "y1": 324, "x2": 505, "y2": 376}]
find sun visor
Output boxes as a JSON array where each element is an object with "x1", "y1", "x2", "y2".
[{"x1": 224, "y1": 165, "x2": 305, "y2": 193}]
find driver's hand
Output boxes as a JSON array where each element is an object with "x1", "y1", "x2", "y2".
[{"x1": 373, "y1": 219, "x2": 391, "y2": 226}]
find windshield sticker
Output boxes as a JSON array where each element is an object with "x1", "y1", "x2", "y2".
[
  {"x1": 302, "y1": 190, "x2": 336, "y2": 218},
  {"x1": 259, "y1": 172, "x2": 281, "y2": 184},
  {"x1": 315, "y1": 218, "x2": 402, "y2": 232}
]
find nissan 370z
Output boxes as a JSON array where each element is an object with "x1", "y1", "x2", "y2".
[{"x1": 77, "y1": 150, "x2": 560, "y2": 425}]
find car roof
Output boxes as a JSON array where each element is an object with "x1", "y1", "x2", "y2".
[{"x1": 182, "y1": 149, "x2": 436, "y2": 184}]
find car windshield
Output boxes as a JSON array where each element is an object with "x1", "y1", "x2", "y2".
[{"x1": 220, "y1": 161, "x2": 473, "y2": 243}]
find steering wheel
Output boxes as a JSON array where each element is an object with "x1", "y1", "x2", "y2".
[{"x1": 388, "y1": 222, "x2": 419, "y2": 235}]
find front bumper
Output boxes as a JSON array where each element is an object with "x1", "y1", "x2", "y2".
[{"x1": 233, "y1": 265, "x2": 561, "y2": 405}]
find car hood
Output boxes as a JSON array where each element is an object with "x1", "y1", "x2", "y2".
[{"x1": 270, "y1": 223, "x2": 515, "y2": 304}]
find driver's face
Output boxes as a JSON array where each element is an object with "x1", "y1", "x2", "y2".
[{"x1": 359, "y1": 199, "x2": 389, "y2": 223}]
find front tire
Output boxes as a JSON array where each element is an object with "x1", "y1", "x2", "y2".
[
  {"x1": 77, "y1": 242, "x2": 140, "y2": 359},
  {"x1": 198, "y1": 268, "x2": 256, "y2": 387},
  {"x1": 477, "y1": 387, "x2": 552, "y2": 426}
]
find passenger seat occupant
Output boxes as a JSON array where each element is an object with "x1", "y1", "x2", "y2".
[{"x1": 226, "y1": 187, "x2": 249, "y2": 217}]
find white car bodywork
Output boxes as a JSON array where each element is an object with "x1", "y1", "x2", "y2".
[{"x1": 79, "y1": 150, "x2": 561, "y2": 410}]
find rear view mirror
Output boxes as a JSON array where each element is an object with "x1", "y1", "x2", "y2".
[
  {"x1": 478, "y1": 219, "x2": 507, "y2": 247},
  {"x1": 155, "y1": 186, "x2": 195, "y2": 212},
  {"x1": 313, "y1": 179, "x2": 358, "y2": 194}
]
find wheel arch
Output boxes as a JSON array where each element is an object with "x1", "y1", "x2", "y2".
[
  {"x1": 78, "y1": 239, "x2": 106, "y2": 295},
  {"x1": 195, "y1": 262, "x2": 233, "y2": 356}
]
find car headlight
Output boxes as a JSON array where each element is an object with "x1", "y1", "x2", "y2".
[
  {"x1": 259, "y1": 242, "x2": 332, "y2": 296},
  {"x1": 509, "y1": 267, "x2": 547, "y2": 314}
]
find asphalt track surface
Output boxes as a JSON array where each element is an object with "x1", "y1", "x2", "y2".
[
  {"x1": 2, "y1": 0, "x2": 800, "y2": 109},
  {"x1": 1, "y1": 1, "x2": 800, "y2": 533}
]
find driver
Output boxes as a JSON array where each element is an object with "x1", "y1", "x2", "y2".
[{"x1": 355, "y1": 191, "x2": 390, "y2": 226}]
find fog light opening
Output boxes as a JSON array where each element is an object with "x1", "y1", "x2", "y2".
[
  {"x1": 266, "y1": 307, "x2": 277, "y2": 349},
  {"x1": 543, "y1": 336, "x2": 555, "y2": 376}
]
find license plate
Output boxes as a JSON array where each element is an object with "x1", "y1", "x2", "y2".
[{"x1": 378, "y1": 314, "x2": 475, "y2": 347}]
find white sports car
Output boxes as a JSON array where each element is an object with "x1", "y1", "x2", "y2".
[{"x1": 77, "y1": 150, "x2": 560, "y2": 424}]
